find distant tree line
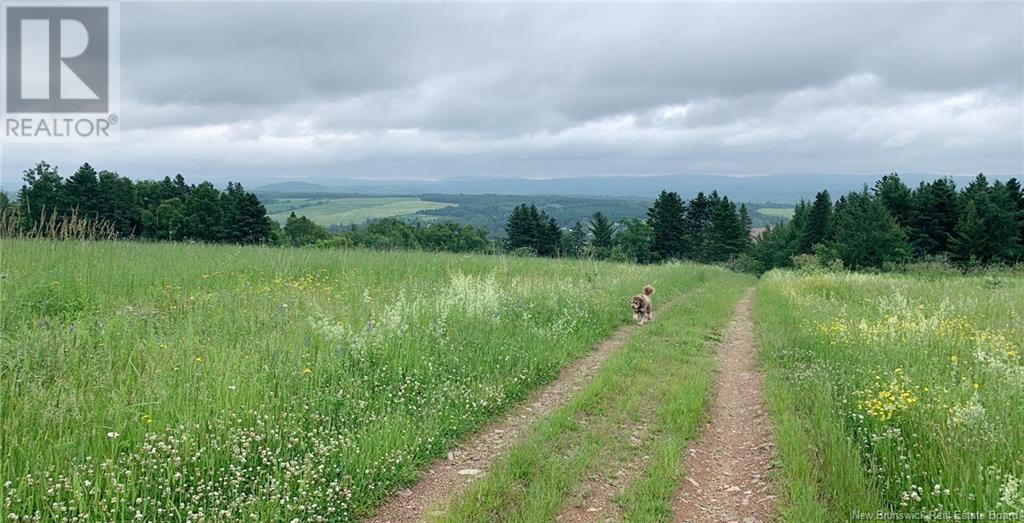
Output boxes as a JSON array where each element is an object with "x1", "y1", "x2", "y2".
[
  {"x1": 502, "y1": 191, "x2": 753, "y2": 264},
  {"x1": 279, "y1": 214, "x2": 493, "y2": 253},
  {"x1": 9, "y1": 161, "x2": 273, "y2": 243},
  {"x1": 747, "y1": 173, "x2": 1024, "y2": 273}
]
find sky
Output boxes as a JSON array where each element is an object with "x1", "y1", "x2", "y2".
[{"x1": 2, "y1": 2, "x2": 1022, "y2": 188}]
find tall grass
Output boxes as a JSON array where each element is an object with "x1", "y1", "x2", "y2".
[
  {"x1": 0, "y1": 207, "x2": 118, "y2": 241},
  {"x1": 1, "y1": 239, "x2": 713, "y2": 521},
  {"x1": 757, "y1": 270, "x2": 1024, "y2": 521}
]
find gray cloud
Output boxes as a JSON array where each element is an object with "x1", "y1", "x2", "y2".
[{"x1": 2, "y1": 2, "x2": 1022, "y2": 186}]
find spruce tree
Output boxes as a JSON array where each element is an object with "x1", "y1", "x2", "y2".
[
  {"x1": 567, "y1": 222, "x2": 588, "y2": 257},
  {"x1": 505, "y1": 204, "x2": 535, "y2": 253},
  {"x1": 647, "y1": 190, "x2": 686, "y2": 261},
  {"x1": 949, "y1": 199, "x2": 987, "y2": 265},
  {"x1": 738, "y1": 204, "x2": 754, "y2": 252},
  {"x1": 908, "y1": 178, "x2": 958, "y2": 257},
  {"x1": 806, "y1": 191, "x2": 832, "y2": 248},
  {"x1": 65, "y1": 163, "x2": 100, "y2": 219},
  {"x1": 830, "y1": 189, "x2": 909, "y2": 270},
  {"x1": 873, "y1": 173, "x2": 913, "y2": 226},
  {"x1": 682, "y1": 192, "x2": 710, "y2": 260},
  {"x1": 589, "y1": 212, "x2": 614, "y2": 259}
]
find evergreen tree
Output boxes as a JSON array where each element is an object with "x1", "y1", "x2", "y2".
[
  {"x1": 141, "y1": 197, "x2": 187, "y2": 240},
  {"x1": 789, "y1": 200, "x2": 812, "y2": 254},
  {"x1": 1007, "y1": 178, "x2": 1024, "y2": 251},
  {"x1": 538, "y1": 214, "x2": 561, "y2": 257},
  {"x1": 747, "y1": 222, "x2": 797, "y2": 274},
  {"x1": 907, "y1": 178, "x2": 958, "y2": 256},
  {"x1": 738, "y1": 203, "x2": 753, "y2": 251},
  {"x1": 873, "y1": 173, "x2": 913, "y2": 226},
  {"x1": 65, "y1": 163, "x2": 100, "y2": 218},
  {"x1": 830, "y1": 189, "x2": 909, "y2": 270},
  {"x1": 948, "y1": 199, "x2": 987, "y2": 266},
  {"x1": 647, "y1": 190, "x2": 686, "y2": 261},
  {"x1": 283, "y1": 212, "x2": 329, "y2": 246},
  {"x1": 805, "y1": 191, "x2": 832, "y2": 248},
  {"x1": 682, "y1": 192, "x2": 711, "y2": 260},
  {"x1": 182, "y1": 182, "x2": 223, "y2": 242},
  {"x1": 987, "y1": 181, "x2": 1022, "y2": 263},
  {"x1": 222, "y1": 183, "x2": 273, "y2": 244},
  {"x1": 704, "y1": 195, "x2": 747, "y2": 262},
  {"x1": 504, "y1": 204, "x2": 536, "y2": 253},
  {"x1": 566, "y1": 222, "x2": 588, "y2": 258},
  {"x1": 589, "y1": 212, "x2": 614, "y2": 259},
  {"x1": 94, "y1": 170, "x2": 140, "y2": 236}
]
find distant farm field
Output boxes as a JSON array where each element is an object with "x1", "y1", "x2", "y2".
[
  {"x1": 755, "y1": 207, "x2": 794, "y2": 219},
  {"x1": 265, "y1": 197, "x2": 455, "y2": 226},
  {"x1": 0, "y1": 239, "x2": 727, "y2": 521}
]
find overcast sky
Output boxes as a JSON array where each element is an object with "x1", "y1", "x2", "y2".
[{"x1": 2, "y1": 2, "x2": 1022, "y2": 187}]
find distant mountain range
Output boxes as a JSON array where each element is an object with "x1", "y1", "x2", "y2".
[{"x1": 255, "y1": 173, "x2": 1017, "y2": 204}]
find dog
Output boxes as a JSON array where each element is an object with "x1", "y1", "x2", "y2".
[{"x1": 629, "y1": 285, "x2": 655, "y2": 325}]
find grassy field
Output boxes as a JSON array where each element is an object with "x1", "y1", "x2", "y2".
[
  {"x1": 0, "y1": 239, "x2": 731, "y2": 521},
  {"x1": 434, "y1": 274, "x2": 752, "y2": 521},
  {"x1": 755, "y1": 207, "x2": 794, "y2": 220},
  {"x1": 265, "y1": 197, "x2": 454, "y2": 226},
  {"x1": 757, "y1": 270, "x2": 1024, "y2": 521}
]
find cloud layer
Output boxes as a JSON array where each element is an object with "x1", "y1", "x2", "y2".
[{"x1": 3, "y1": 2, "x2": 1022, "y2": 186}]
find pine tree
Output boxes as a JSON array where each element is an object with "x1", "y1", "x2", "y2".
[
  {"x1": 682, "y1": 192, "x2": 710, "y2": 260},
  {"x1": 65, "y1": 163, "x2": 100, "y2": 219},
  {"x1": 647, "y1": 190, "x2": 686, "y2": 261},
  {"x1": 988, "y1": 181, "x2": 1021, "y2": 263},
  {"x1": 738, "y1": 204, "x2": 753, "y2": 252},
  {"x1": 183, "y1": 182, "x2": 223, "y2": 242},
  {"x1": 806, "y1": 191, "x2": 832, "y2": 248},
  {"x1": 873, "y1": 173, "x2": 913, "y2": 226},
  {"x1": 789, "y1": 200, "x2": 812, "y2": 254},
  {"x1": 1007, "y1": 178, "x2": 1024, "y2": 253},
  {"x1": 505, "y1": 204, "x2": 536, "y2": 253},
  {"x1": 948, "y1": 199, "x2": 987, "y2": 266},
  {"x1": 95, "y1": 170, "x2": 140, "y2": 236},
  {"x1": 589, "y1": 212, "x2": 614, "y2": 259},
  {"x1": 830, "y1": 189, "x2": 909, "y2": 270},
  {"x1": 284, "y1": 212, "x2": 329, "y2": 246},
  {"x1": 907, "y1": 178, "x2": 958, "y2": 257},
  {"x1": 538, "y1": 213, "x2": 561, "y2": 257},
  {"x1": 704, "y1": 195, "x2": 746, "y2": 262}
]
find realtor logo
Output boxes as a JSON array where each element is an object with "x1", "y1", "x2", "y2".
[{"x1": 3, "y1": 2, "x2": 120, "y2": 142}]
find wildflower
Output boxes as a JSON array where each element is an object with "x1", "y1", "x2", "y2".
[
  {"x1": 140, "y1": 414, "x2": 153, "y2": 424},
  {"x1": 303, "y1": 368, "x2": 312, "y2": 374},
  {"x1": 194, "y1": 356, "x2": 203, "y2": 363},
  {"x1": 106, "y1": 431, "x2": 120, "y2": 439}
]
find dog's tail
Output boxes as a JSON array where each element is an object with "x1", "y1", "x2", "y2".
[{"x1": 643, "y1": 285, "x2": 655, "y2": 296}]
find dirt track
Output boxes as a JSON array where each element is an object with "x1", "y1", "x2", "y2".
[{"x1": 673, "y1": 290, "x2": 777, "y2": 523}]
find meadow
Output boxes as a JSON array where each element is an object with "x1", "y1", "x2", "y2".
[
  {"x1": 757, "y1": 270, "x2": 1024, "y2": 520},
  {"x1": 264, "y1": 197, "x2": 454, "y2": 227},
  {"x1": 0, "y1": 239, "x2": 725, "y2": 521},
  {"x1": 754, "y1": 207, "x2": 794, "y2": 220}
]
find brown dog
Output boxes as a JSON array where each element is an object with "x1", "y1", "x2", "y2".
[{"x1": 629, "y1": 285, "x2": 655, "y2": 325}]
